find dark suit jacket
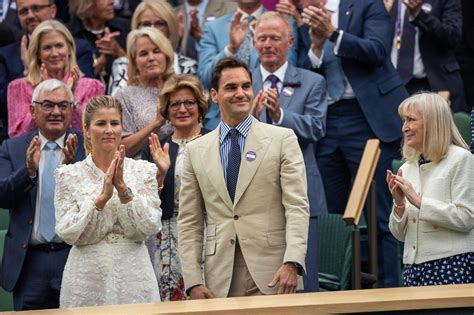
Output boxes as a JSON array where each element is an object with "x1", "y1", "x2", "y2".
[
  {"x1": 0, "y1": 37, "x2": 95, "y2": 119},
  {"x1": 1, "y1": 0, "x2": 22, "y2": 41},
  {"x1": 141, "y1": 128, "x2": 210, "y2": 220},
  {"x1": 391, "y1": 0, "x2": 466, "y2": 112},
  {"x1": 67, "y1": 16, "x2": 130, "y2": 82},
  {"x1": 252, "y1": 64, "x2": 328, "y2": 217},
  {"x1": 0, "y1": 22, "x2": 19, "y2": 47},
  {"x1": 298, "y1": 0, "x2": 407, "y2": 143},
  {"x1": 0, "y1": 130, "x2": 85, "y2": 291}
]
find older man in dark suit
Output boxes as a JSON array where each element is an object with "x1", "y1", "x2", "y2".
[{"x1": 0, "y1": 79, "x2": 85, "y2": 310}]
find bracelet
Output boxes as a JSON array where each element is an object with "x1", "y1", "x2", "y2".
[
  {"x1": 393, "y1": 200, "x2": 405, "y2": 209},
  {"x1": 93, "y1": 199, "x2": 103, "y2": 211}
]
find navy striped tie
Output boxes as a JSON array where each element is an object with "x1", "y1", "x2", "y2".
[{"x1": 226, "y1": 129, "x2": 241, "y2": 203}]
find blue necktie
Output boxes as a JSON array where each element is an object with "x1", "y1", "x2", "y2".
[
  {"x1": 266, "y1": 74, "x2": 279, "y2": 123},
  {"x1": 226, "y1": 129, "x2": 241, "y2": 203},
  {"x1": 236, "y1": 15, "x2": 254, "y2": 65},
  {"x1": 323, "y1": 40, "x2": 345, "y2": 102},
  {"x1": 39, "y1": 141, "x2": 60, "y2": 242}
]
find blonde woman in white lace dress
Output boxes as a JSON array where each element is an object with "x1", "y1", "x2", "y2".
[{"x1": 54, "y1": 96, "x2": 167, "y2": 308}]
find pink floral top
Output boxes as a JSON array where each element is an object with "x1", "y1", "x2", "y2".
[{"x1": 7, "y1": 76, "x2": 105, "y2": 137}]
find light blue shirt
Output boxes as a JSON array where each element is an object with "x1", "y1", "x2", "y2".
[{"x1": 185, "y1": 0, "x2": 209, "y2": 27}]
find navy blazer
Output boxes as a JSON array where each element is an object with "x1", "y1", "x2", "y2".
[
  {"x1": 0, "y1": 130, "x2": 85, "y2": 292},
  {"x1": 0, "y1": 37, "x2": 95, "y2": 119},
  {"x1": 142, "y1": 128, "x2": 211, "y2": 221},
  {"x1": 391, "y1": 0, "x2": 466, "y2": 112},
  {"x1": 252, "y1": 64, "x2": 328, "y2": 217},
  {"x1": 298, "y1": 0, "x2": 408, "y2": 143}
]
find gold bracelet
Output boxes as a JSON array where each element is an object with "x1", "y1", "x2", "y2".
[
  {"x1": 393, "y1": 200, "x2": 405, "y2": 208},
  {"x1": 93, "y1": 199, "x2": 103, "y2": 211}
]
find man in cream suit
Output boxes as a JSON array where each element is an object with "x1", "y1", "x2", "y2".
[{"x1": 178, "y1": 57, "x2": 309, "y2": 298}]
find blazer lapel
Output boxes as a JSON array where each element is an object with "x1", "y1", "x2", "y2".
[
  {"x1": 233, "y1": 118, "x2": 271, "y2": 206},
  {"x1": 280, "y1": 64, "x2": 300, "y2": 110},
  {"x1": 26, "y1": 131, "x2": 39, "y2": 206},
  {"x1": 251, "y1": 68, "x2": 269, "y2": 122},
  {"x1": 338, "y1": 0, "x2": 355, "y2": 31},
  {"x1": 201, "y1": 129, "x2": 233, "y2": 209}
]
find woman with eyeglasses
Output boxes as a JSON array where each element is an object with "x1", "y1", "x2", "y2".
[
  {"x1": 7, "y1": 19, "x2": 104, "y2": 138},
  {"x1": 142, "y1": 74, "x2": 209, "y2": 301},
  {"x1": 108, "y1": 0, "x2": 197, "y2": 96}
]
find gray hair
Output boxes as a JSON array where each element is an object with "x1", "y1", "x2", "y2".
[{"x1": 31, "y1": 79, "x2": 76, "y2": 106}]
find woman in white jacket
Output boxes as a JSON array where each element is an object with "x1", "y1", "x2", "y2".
[
  {"x1": 55, "y1": 96, "x2": 166, "y2": 307},
  {"x1": 387, "y1": 92, "x2": 473, "y2": 286}
]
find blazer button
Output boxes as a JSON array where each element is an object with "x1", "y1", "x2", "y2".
[
  {"x1": 233, "y1": 215, "x2": 239, "y2": 220},
  {"x1": 412, "y1": 245, "x2": 416, "y2": 250},
  {"x1": 230, "y1": 239, "x2": 235, "y2": 245},
  {"x1": 412, "y1": 218, "x2": 416, "y2": 223},
  {"x1": 22, "y1": 243, "x2": 27, "y2": 249}
]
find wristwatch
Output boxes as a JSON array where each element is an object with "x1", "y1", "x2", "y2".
[
  {"x1": 329, "y1": 29, "x2": 340, "y2": 43},
  {"x1": 119, "y1": 187, "x2": 134, "y2": 200}
]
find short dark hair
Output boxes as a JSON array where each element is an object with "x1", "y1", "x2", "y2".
[{"x1": 210, "y1": 57, "x2": 252, "y2": 91}]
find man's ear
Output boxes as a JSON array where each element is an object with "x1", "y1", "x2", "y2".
[
  {"x1": 49, "y1": 4, "x2": 57, "y2": 18},
  {"x1": 30, "y1": 105, "x2": 36, "y2": 120},
  {"x1": 210, "y1": 88, "x2": 218, "y2": 105}
]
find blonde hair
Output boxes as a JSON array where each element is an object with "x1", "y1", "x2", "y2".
[
  {"x1": 131, "y1": 0, "x2": 179, "y2": 50},
  {"x1": 254, "y1": 11, "x2": 294, "y2": 40},
  {"x1": 159, "y1": 74, "x2": 209, "y2": 122},
  {"x1": 82, "y1": 96, "x2": 123, "y2": 155},
  {"x1": 26, "y1": 20, "x2": 79, "y2": 86},
  {"x1": 398, "y1": 92, "x2": 468, "y2": 164},
  {"x1": 126, "y1": 27, "x2": 175, "y2": 87},
  {"x1": 69, "y1": 0, "x2": 95, "y2": 23}
]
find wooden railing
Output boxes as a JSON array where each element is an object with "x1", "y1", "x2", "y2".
[
  {"x1": 342, "y1": 139, "x2": 381, "y2": 289},
  {"x1": 3, "y1": 284, "x2": 473, "y2": 314}
]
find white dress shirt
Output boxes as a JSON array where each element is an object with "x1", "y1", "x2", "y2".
[
  {"x1": 390, "y1": 3, "x2": 426, "y2": 79},
  {"x1": 306, "y1": 0, "x2": 356, "y2": 104}
]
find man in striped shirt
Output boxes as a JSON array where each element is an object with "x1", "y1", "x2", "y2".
[{"x1": 178, "y1": 56, "x2": 310, "y2": 299}]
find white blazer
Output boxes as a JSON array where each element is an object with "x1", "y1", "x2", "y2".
[{"x1": 389, "y1": 145, "x2": 474, "y2": 264}]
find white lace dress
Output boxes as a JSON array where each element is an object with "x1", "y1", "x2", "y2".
[{"x1": 54, "y1": 155, "x2": 162, "y2": 308}]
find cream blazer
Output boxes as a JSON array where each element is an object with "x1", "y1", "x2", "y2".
[
  {"x1": 389, "y1": 145, "x2": 474, "y2": 264},
  {"x1": 177, "y1": 118, "x2": 309, "y2": 297}
]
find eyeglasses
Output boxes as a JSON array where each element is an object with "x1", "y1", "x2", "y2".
[
  {"x1": 169, "y1": 100, "x2": 197, "y2": 111},
  {"x1": 138, "y1": 20, "x2": 168, "y2": 30},
  {"x1": 33, "y1": 100, "x2": 73, "y2": 112},
  {"x1": 18, "y1": 4, "x2": 52, "y2": 16}
]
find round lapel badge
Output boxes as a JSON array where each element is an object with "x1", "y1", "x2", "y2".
[
  {"x1": 245, "y1": 151, "x2": 257, "y2": 161},
  {"x1": 282, "y1": 86, "x2": 294, "y2": 97},
  {"x1": 421, "y1": 3, "x2": 432, "y2": 13}
]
